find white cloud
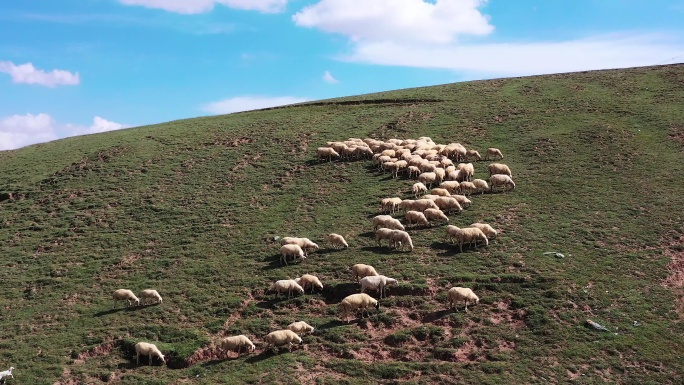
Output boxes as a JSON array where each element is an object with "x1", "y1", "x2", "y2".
[
  {"x1": 202, "y1": 96, "x2": 310, "y2": 114},
  {"x1": 322, "y1": 70, "x2": 339, "y2": 83},
  {"x1": 0, "y1": 114, "x2": 128, "y2": 151},
  {"x1": 119, "y1": 0, "x2": 288, "y2": 14},
  {"x1": 293, "y1": 0, "x2": 493, "y2": 44},
  {"x1": 0, "y1": 61, "x2": 80, "y2": 87}
]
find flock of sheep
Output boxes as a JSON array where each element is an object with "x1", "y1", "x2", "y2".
[{"x1": 103, "y1": 135, "x2": 516, "y2": 368}]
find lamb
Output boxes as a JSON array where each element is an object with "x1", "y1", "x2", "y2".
[
  {"x1": 375, "y1": 228, "x2": 395, "y2": 248},
  {"x1": 418, "y1": 172, "x2": 437, "y2": 188},
  {"x1": 431, "y1": 188, "x2": 451, "y2": 197},
  {"x1": 485, "y1": 147, "x2": 503, "y2": 160},
  {"x1": 405, "y1": 210, "x2": 429, "y2": 228},
  {"x1": 140, "y1": 289, "x2": 162, "y2": 305},
  {"x1": 380, "y1": 197, "x2": 402, "y2": 214},
  {"x1": 371, "y1": 215, "x2": 405, "y2": 231},
  {"x1": 488, "y1": 163, "x2": 512, "y2": 177},
  {"x1": 424, "y1": 208, "x2": 449, "y2": 224},
  {"x1": 316, "y1": 147, "x2": 339, "y2": 162},
  {"x1": 412, "y1": 182, "x2": 427, "y2": 198},
  {"x1": 269, "y1": 279, "x2": 305, "y2": 298},
  {"x1": 447, "y1": 287, "x2": 480, "y2": 312},
  {"x1": 219, "y1": 335, "x2": 256, "y2": 356},
  {"x1": 279, "y1": 244, "x2": 306, "y2": 265},
  {"x1": 471, "y1": 179, "x2": 489, "y2": 194},
  {"x1": 470, "y1": 222, "x2": 498, "y2": 239},
  {"x1": 465, "y1": 149, "x2": 481, "y2": 161},
  {"x1": 339, "y1": 293, "x2": 380, "y2": 323},
  {"x1": 294, "y1": 274, "x2": 323, "y2": 293},
  {"x1": 444, "y1": 226, "x2": 489, "y2": 252},
  {"x1": 389, "y1": 229, "x2": 414, "y2": 251},
  {"x1": 135, "y1": 342, "x2": 166, "y2": 366},
  {"x1": 489, "y1": 174, "x2": 516, "y2": 192},
  {"x1": 351, "y1": 263, "x2": 379, "y2": 282},
  {"x1": 264, "y1": 329, "x2": 303, "y2": 352},
  {"x1": 288, "y1": 321, "x2": 315, "y2": 335},
  {"x1": 113, "y1": 289, "x2": 140, "y2": 308},
  {"x1": 325, "y1": 233, "x2": 349, "y2": 249},
  {"x1": 0, "y1": 367, "x2": 14, "y2": 382},
  {"x1": 458, "y1": 181, "x2": 477, "y2": 196},
  {"x1": 360, "y1": 275, "x2": 398, "y2": 298}
]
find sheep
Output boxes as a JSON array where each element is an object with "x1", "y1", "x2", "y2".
[
  {"x1": 490, "y1": 174, "x2": 516, "y2": 192},
  {"x1": 339, "y1": 293, "x2": 380, "y2": 323},
  {"x1": 288, "y1": 321, "x2": 315, "y2": 335},
  {"x1": 391, "y1": 160, "x2": 408, "y2": 178},
  {"x1": 113, "y1": 289, "x2": 140, "y2": 308},
  {"x1": 421, "y1": 194, "x2": 441, "y2": 201},
  {"x1": 433, "y1": 167, "x2": 446, "y2": 182},
  {"x1": 389, "y1": 230, "x2": 414, "y2": 251},
  {"x1": 407, "y1": 165, "x2": 422, "y2": 178},
  {"x1": 0, "y1": 367, "x2": 14, "y2": 382},
  {"x1": 264, "y1": 329, "x2": 303, "y2": 352},
  {"x1": 488, "y1": 163, "x2": 512, "y2": 177},
  {"x1": 371, "y1": 215, "x2": 405, "y2": 231},
  {"x1": 451, "y1": 194, "x2": 472, "y2": 209},
  {"x1": 326, "y1": 233, "x2": 349, "y2": 249},
  {"x1": 404, "y1": 210, "x2": 429, "y2": 228},
  {"x1": 485, "y1": 147, "x2": 503, "y2": 160},
  {"x1": 458, "y1": 181, "x2": 477, "y2": 196},
  {"x1": 140, "y1": 289, "x2": 162, "y2": 305},
  {"x1": 135, "y1": 342, "x2": 166, "y2": 366},
  {"x1": 380, "y1": 197, "x2": 402, "y2": 214},
  {"x1": 469, "y1": 223, "x2": 498, "y2": 239},
  {"x1": 295, "y1": 274, "x2": 323, "y2": 293},
  {"x1": 410, "y1": 198, "x2": 439, "y2": 212},
  {"x1": 461, "y1": 163, "x2": 475, "y2": 181},
  {"x1": 438, "y1": 181, "x2": 460, "y2": 193},
  {"x1": 447, "y1": 287, "x2": 480, "y2": 312},
  {"x1": 444, "y1": 226, "x2": 489, "y2": 252},
  {"x1": 330, "y1": 142, "x2": 348, "y2": 153},
  {"x1": 279, "y1": 244, "x2": 306, "y2": 265},
  {"x1": 360, "y1": 275, "x2": 398, "y2": 298},
  {"x1": 280, "y1": 237, "x2": 319, "y2": 255},
  {"x1": 375, "y1": 227, "x2": 395, "y2": 248},
  {"x1": 269, "y1": 279, "x2": 305, "y2": 298},
  {"x1": 351, "y1": 263, "x2": 379, "y2": 282},
  {"x1": 433, "y1": 196, "x2": 463, "y2": 214},
  {"x1": 399, "y1": 199, "x2": 415, "y2": 212},
  {"x1": 219, "y1": 335, "x2": 256, "y2": 356},
  {"x1": 418, "y1": 172, "x2": 437, "y2": 188},
  {"x1": 471, "y1": 179, "x2": 489, "y2": 194},
  {"x1": 316, "y1": 147, "x2": 339, "y2": 162},
  {"x1": 412, "y1": 182, "x2": 427, "y2": 198},
  {"x1": 424, "y1": 208, "x2": 449, "y2": 224},
  {"x1": 431, "y1": 188, "x2": 451, "y2": 197},
  {"x1": 465, "y1": 149, "x2": 481, "y2": 161}
]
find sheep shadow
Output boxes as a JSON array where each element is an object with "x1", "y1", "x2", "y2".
[
  {"x1": 245, "y1": 349, "x2": 299, "y2": 363},
  {"x1": 260, "y1": 255, "x2": 305, "y2": 271},
  {"x1": 320, "y1": 282, "x2": 359, "y2": 303},
  {"x1": 95, "y1": 305, "x2": 148, "y2": 317},
  {"x1": 422, "y1": 309, "x2": 452, "y2": 323},
  {"x1": 315, "y1": 248, "x2": 342, "y2": 255},
  {"x1": 317, "y1": 319, "x2": 348, "y2": 330},
  {"x1": 358, "y1": 231, "x2": 376, "y2": 238},
  {"x1": 116, "y1": 361, "x2": 140, "y2": 370},
  {"x1": 360, "y1": 246, "x2": 396, "y2": 255}
]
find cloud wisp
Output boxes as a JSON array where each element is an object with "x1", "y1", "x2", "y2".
[
  {"x1": 202, "y1": 96, "x2": 310, "y2": 114},
  {"x1": 119, "y1": 0, "x2": 288, "y2": 14},
  {"x1": 0, "y1": 61, "x2": 80, "y2": 87},
  {"x1": 322, "y1": 70, "x2": 339, "y2": 83}
]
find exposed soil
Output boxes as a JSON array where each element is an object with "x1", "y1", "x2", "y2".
[{"x1": 661, "y1": 232, "x2": 684, "y2": 318}]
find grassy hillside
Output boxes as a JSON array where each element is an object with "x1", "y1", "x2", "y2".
[{"x1": 1, "y1": 64, "x2": 683, "y2": 384}]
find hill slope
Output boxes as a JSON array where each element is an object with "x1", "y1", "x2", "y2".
[{"x1": 1, "y1": 64, "x2": 684, "y2": 384}]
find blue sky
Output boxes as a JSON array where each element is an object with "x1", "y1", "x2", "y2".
[{"x1": 1, "y1": 0, "x2": 683, "y2": 150}]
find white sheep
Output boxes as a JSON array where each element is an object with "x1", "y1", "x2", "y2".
[
  {"x1": 288, "y1": 321, "x2": 315, "y2": 335},
  {"x1": 371, "y1": 215, "x2": 405, "y2": 231},
  {"x1": 279, "y1": 244, "x2": 306, "y2": 265},
  {"x1": 488, "y1": 163, "x2": 512, "y2": 177},
  {"x1": 351, "y1": 263, "x2": 379, "y2": 282},
  {"x1": 113, "y1": 289, "x2": 140, "y2": 308},
  {"x1": 424, "y1": 208, "x2": 449, "y2": 224},
  {"x1": 438, "y1": 181, "x2": 460, "y2": 193},
  {"x1": 339, "y1": 293, "x2": 380, "y2": 323},
  {"x1": 316, "y1": 147, "x2": 339, "y2": 162},
  {"x1": 0, "y1": 367, "x2": 14, "y2": 382},
  {"x1": 294, "y1": 274, "x2": 323, "y2": 293},
  {"x1": 405, "y1": 210, "x2": 429, "y2": 228},
  {"x1": 412, "y1": 182, "x2": 427, "y2": 198},
  {"x1": 434, "y1": 167, "x2": 446, "y2": 182},
  {"x1": 325, "y1": 233, "x2": 349, "y2": 249},
  {"x1": 380, "y1": 197, "x2": 402, "y2": 214},
  {"x1": 485, "y1": 147, "x2": 503, "y2": 160},
  {"x1": 471, "y1": 179, "x2": 489, "y2": 194},
  {"x1": 469, "y1": 222, "x2": 498, "y2": 239},
  {"x1": 465, "y1": 149, "x2": 481, "y2": 161},
  {"x1": 461, "y1": 163, "x2": 475, "y2": 181},
  {"x1": 433, "y1": 196, "x2": 463, "y2": 214},
  {"x1": 431, "y1": 188, "x2": 451, "y2": 197},
  {"x1": 375, "y1": 227, "x2": 395, "y2": 248},
  {"x1": 140, "y1": 289, "x2": 163, "y2": 305},
  {"x1": 264, "y1": 330, "x2": 303, "y2": 352},
  {"x1": 447, "y1": 287, "x2": 480, "y2": 312},
  {"x1": 135, "y1": 342, "x2": 166, "y2": 366},
  {"x1": 269, "y1": 279, "x2": 305, "y2": 298},
  {"x1": 410, "y1": 198, "x2": 439, "y2": 212},
  {"x1": 408, "y1": 165, "x2": 422, "y2": 178},
  {"x1": 219, "y1": 335, "x2": 256, "y2": 356},
  {"x1": 490, "y1": 174, "x2": 516, "y2": 192},
  {"x1": 458, "y1": 181, "x2": 477, "y2": 196},
  {"x1": 360, "y1": 275, "x2": 398, "y2": 298},
  {"x1": 418, "y1": 172, "x2": 437, "y2": 188},
  {"x1": 389, "y1": 229, "x2": 414, "y2": 251},
  {"x1": 444, "y1": 226, "x2": 489, "y2": 252},
  {"x1": 451, "y1": 194, "x2": 472, "y2": 209},
  {"x1": 280, "y1": 237, "x2": 319, "y2": 255}
]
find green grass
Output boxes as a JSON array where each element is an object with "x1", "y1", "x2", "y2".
[{"x1": 1, "y1": 64, "x2": 684, "y2": 384}]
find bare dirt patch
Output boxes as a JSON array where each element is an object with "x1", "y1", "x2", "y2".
[{"x1": 661, "y1": 232, "x2": 684, "y2": 318}]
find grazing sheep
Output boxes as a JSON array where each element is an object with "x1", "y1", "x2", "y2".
[
  {"x1": 438, "y1": 181, "x2": 460, "y2": 193},
  {"x1": 360, "y1": 275, "x2": 398, "y2": 298},
  {"x1": 405, "y1": 210, "x2": 429, "y2": 228},
  {"x1": 279, "y1": 244, "x2": 306, "y2": 265},
  {"x1": 447, "y1": 287, "x2": 480, "y2": 312},
  {"x1": 433, "y1": 168, "x2": 446, "y2": 183},
  {"x1": 412, "y1": 182, "x2": 428, "y2": 198},
  {"x1": 371, "y1": 215, "x2": 405, "y2": 231},
  {"x1": 269, "y1": 279, "x2": 305, "y2": 298},
  {"x1": 451, "y1": 194, "x2": 472, "y2": 209},
  {"x1": 489, "y1": 174, "x2": 516, "y2": 192},
  {"x1": 431, "y1": 188, "x2": 451, "y2": 197},
  {"x1": 421, "y1": 194, "x2": 441, "y2": 201},
  {"x1": 471, "y1": 179, "x2": 489, "y2": 194},
  {"x1": 219, "y1": 335, "x2": 256, "y2": 356},
  {"x1": 433, "y1": 196, "x2": 463, "y2": 214},
  {"x1": 410, "y1": 198, "x2": 439, "y2": 212},
  {"x1": 418, "y1": 172, "x2": 437, "y2": 188},
  {"x1": 488, "y1": 163, "x2": 512, "y2": 177},
  {"x1": 465, "y1": 149, "x2": 481, "y2": 161},
  {"x1": 462, "y1": 163, "x2": 475, "y2": 181},
  {"x1": 295, "y1": 274, "x2": 323, "y2": 293},
  {"x1": 485, "y1": 147, "x2": 503, "y2": 160},
  {"x1": 288, "y1": 321, "x2": 315, "y2": 335},
  {"x1": 399, "y1": 199, "x2": 415, "y2": 213},
  {"x1": 140, "y1": 289, "x2": 162, "y2": 305},
  {"x1": 280, "y1": 237, "x2": 319, "y2": 255},
  {"x1": 326, "y1": 233, "x2": 349, "y2": 249},
  {"x1": 444, "y1": 226, "x2": 489, "y2": 252},
  {"x1": 380, "y1": 197, "x2": 403, "y2": 214},
  {"x1": 351, "y1": 263, "x2": 379, "y2": 282},
  {"x1": 375, "y1": 227, "x2": 395, "y2": 248},
  {"x1": 339, "y1": 293, "x2": 380, "y2": 323},
  {"x1": 469, "y1": 222, "x2": 498, "y2": 239},
  {"x1": 424, "y1": 208, "x2": 449, "y2": 224},
  {"x1": 135, "y1": 342, "x2": 166, "y2": 366},
  {"x1": 113, "y1": 289, "x2": 140, "y2": 308},
  {"x1": 264, "y1": 329, "x2": 303, "y2": 352},
  {"x1": 316, "y1": 147, "x2": 340, "y2": 162},
  {"x1": 389, "y1": 230, "x2": 414, "y2": 251},
  {"x1": 408, "y1": 165, "x2": 422, "y2": 178},
  {"x1": 458, "y1": 181, "x2": 477, "y2": 196},
  {"x1": 0, "y1": 367, "x2": 14, "y2": 382}
]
